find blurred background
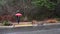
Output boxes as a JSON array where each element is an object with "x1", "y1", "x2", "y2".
[{"x1": 0, "y1": 0, "x2": 59, "y2": 23}]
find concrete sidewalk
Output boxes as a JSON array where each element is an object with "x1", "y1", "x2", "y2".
[
  {"x1": 12, "y1": 22, "x2": 31, "y2": 24},
  {"x1": 12, "y1": 22, "x2": 32, "y2": 27},
  {"x1": 0, "y1": 22, "x2": 33, "y2": 28},
  {"x1": 0, "y1": 22, "x2": 60, "y2": 28}
]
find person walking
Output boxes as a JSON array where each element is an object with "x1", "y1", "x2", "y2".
[{"x1": 15, "y1": 12, "x2": 22, "y2": 24}]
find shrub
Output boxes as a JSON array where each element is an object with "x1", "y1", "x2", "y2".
[{"x1": 2, "y1": 20, "x2": 12, "y2": 26}]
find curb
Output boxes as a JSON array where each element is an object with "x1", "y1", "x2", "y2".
[
  {"x1": 0, "y1": 26, "x2": 14, "y2": 28},
  {"x1": 0, "y1": 23, "x2": 60, "y2": 28},
  {"x1": 43, "y1": 23, "x2": 60, "y2": 25}
]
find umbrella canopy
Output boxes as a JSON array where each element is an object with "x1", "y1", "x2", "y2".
[{"x1": 15, "y1": 13, "x2": 22, "y2": 17}]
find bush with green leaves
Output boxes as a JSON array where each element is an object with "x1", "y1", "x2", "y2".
[
  {"x1": 3, "y1": 20, "x2": 12, "y2": 26},
  {"x1": 31, "y1": 0, "x2": 56, "y2": 10}
]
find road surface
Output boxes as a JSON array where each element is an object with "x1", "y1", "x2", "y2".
[{"x1": 0, "y1": 24, "x2": 60, "y2": 34}]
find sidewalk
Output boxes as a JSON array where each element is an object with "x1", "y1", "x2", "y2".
[
  {"x1": 0, "y1": 22, "x2": 33, "y2": 28},
  {"x1": 12, "y1": 22, "x2": 32, "y2": 27},
  {"x1": 0, "y1": 22, "x2": 60, "y2": 28},
  {"x1": 13, "y1": 22, "x2": 60, "y2": 27}
]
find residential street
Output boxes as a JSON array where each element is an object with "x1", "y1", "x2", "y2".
[{"x1": 0, "y1": 23, "x2": 60, "y2": 34}]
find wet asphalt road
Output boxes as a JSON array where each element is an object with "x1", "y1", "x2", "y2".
[{"x1": 0, "y1": 24, "x2": 60, "y2": 34}]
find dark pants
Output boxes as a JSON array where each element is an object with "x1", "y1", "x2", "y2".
[{"x1": 16, "y1": 16, "x2": 20, "y2": 24}]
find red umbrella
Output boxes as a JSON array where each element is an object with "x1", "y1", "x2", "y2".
[{"x1": 15, "y1": 13, "x2": 22, "y2": 17}]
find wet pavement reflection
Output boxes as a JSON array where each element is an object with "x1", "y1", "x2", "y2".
[{"x1": 0, "y1": 24, "x2": 60, "y2": 34}]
